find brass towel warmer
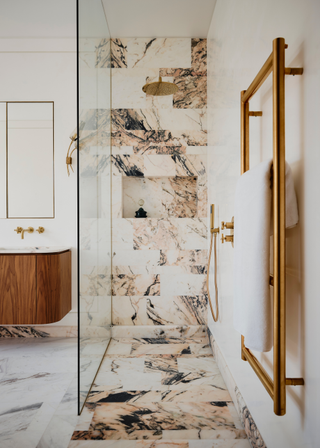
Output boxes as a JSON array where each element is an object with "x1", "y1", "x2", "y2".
[{"x1": 240, "y1": 37, "x2": 304, "y2": 416}]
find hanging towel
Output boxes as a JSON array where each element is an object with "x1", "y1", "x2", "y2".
[{"x1": 233, "y1": 159, "x2": 298, "y2": 352}]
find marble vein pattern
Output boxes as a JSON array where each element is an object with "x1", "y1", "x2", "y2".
[
  {"x1": 111, "y1": 39, "x2": 127, "y2": 68},
  {"x1": 95, "y1": 38, "x2": 111, "y2": 68},
  {"x1": 0, "y1": 338, "x2": 77, "y2": 448},
  {"x1": 122, "y1": 177, "x2": 197, "y2": 219},
  {"x1": 112, "y1": 273, "x2": 160, "y2": 297},
  {"x1": 126, "y1": 39, "x2": 191, "y2": 69},
  {"x1": 146, "y1": 296, "x2": 208, "y2": 326},
  {"x1": 111, "y1": 38, "x2": 208, "y2": 329},
  {"x1": 70, "y1": 337, "x2": 250, "y2": 447},
  {"x1": 112, "y1": 130, "x2": 207, "y2": 149}
]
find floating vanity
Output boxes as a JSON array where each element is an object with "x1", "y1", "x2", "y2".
[{"x1": 0, "y1": 247, "x2": 71, "y2": 324}]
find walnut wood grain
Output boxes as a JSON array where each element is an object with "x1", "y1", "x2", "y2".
[
  {"x1": 36, "y1": 251, "x2": 71, "y2": 324},
  {"x1": 0, "y1": 250, "x2": 71, "y2": 325},
  {"x1": 0, "y1": 255, "x2": 37, "y2": 324}
]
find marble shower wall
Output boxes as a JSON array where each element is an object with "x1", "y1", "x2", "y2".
[{"x1": 111, "y1": 38, "x2": 208, "y2": 328}]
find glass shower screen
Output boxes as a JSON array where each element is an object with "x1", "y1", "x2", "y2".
[{"x1": 77, "y1": 0, "x2": 112, "y2": 413}]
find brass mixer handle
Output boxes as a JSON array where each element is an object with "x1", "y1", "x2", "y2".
[
  {"x1": 221, "y1": 234, "x2": 234, "y2": 244},
  {"x1": 222, "y1": 221, "x2": 234, "y2": 230}
]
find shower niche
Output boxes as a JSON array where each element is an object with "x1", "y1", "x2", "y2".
[{"x1": 122, "y1": 176, "x2": 198, "y2": 218}]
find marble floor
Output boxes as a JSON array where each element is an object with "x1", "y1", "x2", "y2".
[
  {"x1": 0, "y1": 337, "x2": 78, "y2": 448},
  {"x1": 69, "y1": 335, "x2": 251, "y2": 448},
  {"x1": 0, "y1": 335, "x2": 251, "y2": 448}
]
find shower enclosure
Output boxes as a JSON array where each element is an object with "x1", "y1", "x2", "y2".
[{"x1": 77, "y1": 0, "x2": 112, "y2": 413}]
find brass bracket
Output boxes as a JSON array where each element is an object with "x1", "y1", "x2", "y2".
[
  {"x1": 249, "y1": 111, "x2": 263, "y2": 117},
  {"x1": 285, "y1": 67, "x2": 303, "y2": 76},
  {"x1": 286, "y1": 378, "x2": 305, "y2": 386},
  {"x1": 66, "y1": 136, "x2": 77, "y2": 176}
]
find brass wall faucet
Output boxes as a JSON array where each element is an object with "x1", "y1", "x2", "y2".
[{"x1": 14, "y1": 227, "x2": 34, "y2": 239}]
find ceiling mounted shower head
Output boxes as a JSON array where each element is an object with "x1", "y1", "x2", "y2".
[{"x1": 142, "y1": 77, "x2": 178, "y2": 96}]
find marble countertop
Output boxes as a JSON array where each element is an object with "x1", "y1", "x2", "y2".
[{"x1": 0, "y1": 246, "x2": 71, "y2": 254}]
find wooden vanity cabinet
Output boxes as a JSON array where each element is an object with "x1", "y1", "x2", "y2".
[{"x1": 0, "y1": 250, "x2": 71, "y2": 324}]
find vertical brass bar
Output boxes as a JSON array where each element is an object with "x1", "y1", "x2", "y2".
[
  {"x1": 241, "y1": 335, "x2": 246, "y2": 361},
  {"x1": 240, "y1": 90, "x2": 249, "y2": 361},
  {"x1": 272, "y1": 37, "x2": 286, "y2": 416},
  {"x1": 241, "y1": 91, "x2": 250, "y2": 174}
]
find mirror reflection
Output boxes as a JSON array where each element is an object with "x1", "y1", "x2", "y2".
[{"x1": 0, "y1": 101, "x2": 54, "y2": 219}]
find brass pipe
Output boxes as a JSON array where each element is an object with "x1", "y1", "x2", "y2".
[
  {"x1": 241, "y1": 91, "x2": 250, "y2": 174},
  {"x1": 272, "y1": 37, "x2": 286, "y2": 417},
  {"x1": 242, "y1": 346, "x2": 274, "y2": 399},
  {"x1": 241, "y1": 335, "x2": 246, "y2": 361},
  {"x1": 241, "y1": 53, "x2": 273, "y2": 103},
  {"x1": 240, "y1": 89, "x2": 249, "y2": 361}
]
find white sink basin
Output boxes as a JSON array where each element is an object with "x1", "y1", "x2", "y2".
[{"x1": 0, "y1": 246, "x2": 71, "y2": 254}]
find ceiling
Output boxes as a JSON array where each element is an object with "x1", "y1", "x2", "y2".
[
  {"x1": 0, "y1": 0, "x2": 216, "y2": 39},
  {"x1": 102, "y1": 0, "x2": 217, "y2": 38}
]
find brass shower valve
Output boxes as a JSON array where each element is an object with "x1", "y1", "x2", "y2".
[
  {"x1": 221, "y1": 216, "x2": 234, "y2": 247},
  {"x1": 221, "y1": 220, "x2": 234, "y2": 230},
  {"x1": 221, "y1": 234, "x2": 234, "y2": 244}
]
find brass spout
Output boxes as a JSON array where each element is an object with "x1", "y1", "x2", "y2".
[{"x1": 14, "y1": 227, "x2": 34, "y2": 239}]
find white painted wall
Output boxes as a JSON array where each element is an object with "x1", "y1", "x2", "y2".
[
  {"x1": 0, "y1": 34, "x2": 77, "y2": 326},
  {"x1": 207, "y1": 0, "x2": 320, "y2": 447}
]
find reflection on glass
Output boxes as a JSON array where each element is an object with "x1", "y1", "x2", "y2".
[{"x1": 78, "y1": 0, "x2": 111, "y2": 412}]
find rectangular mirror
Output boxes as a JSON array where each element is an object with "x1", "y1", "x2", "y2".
[
  {"x1": 1, "y1": 101, "x2": 54, "y2": 219},
  {"x1": 0, "y1": 103, "x2": 5, "y2": 219}
]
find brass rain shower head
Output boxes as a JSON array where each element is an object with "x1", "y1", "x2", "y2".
[{"x1": 142, "y1": 77, "x2": 178, "y2": 96}]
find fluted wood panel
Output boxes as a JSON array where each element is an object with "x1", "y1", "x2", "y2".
[
  {"x1": 0, "y1": 251, "x2": 71, "y2": 324},
  {"x1": 36, "y1": 251, "x2": 71, "y2": 323},
  {"x1": 0, "y1": 255, "x2": 37, "y2": 324}
]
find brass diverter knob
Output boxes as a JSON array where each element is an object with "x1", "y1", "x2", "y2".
[
  {"x1": 36, "y1": 227, "x2": 45, "y2": 234},
  {"x1": 221, "y1": 234, "x2": 234, "y2": 244},
  {"x1": 221, "y1": 220, "x2": 234, "y2": 230}
]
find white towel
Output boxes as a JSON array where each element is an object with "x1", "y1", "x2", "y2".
[{"x1": 233, "y1": 159, "x2": 298, "y2": 352}]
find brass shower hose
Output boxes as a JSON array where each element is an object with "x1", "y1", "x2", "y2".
[{"x1": 206, "y1": 231, "x2": 219, "y2": 322}]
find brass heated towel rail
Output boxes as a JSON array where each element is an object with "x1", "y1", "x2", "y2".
[{"x1": 240, "y1": 37, "x2": 304, "y2": 416}]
